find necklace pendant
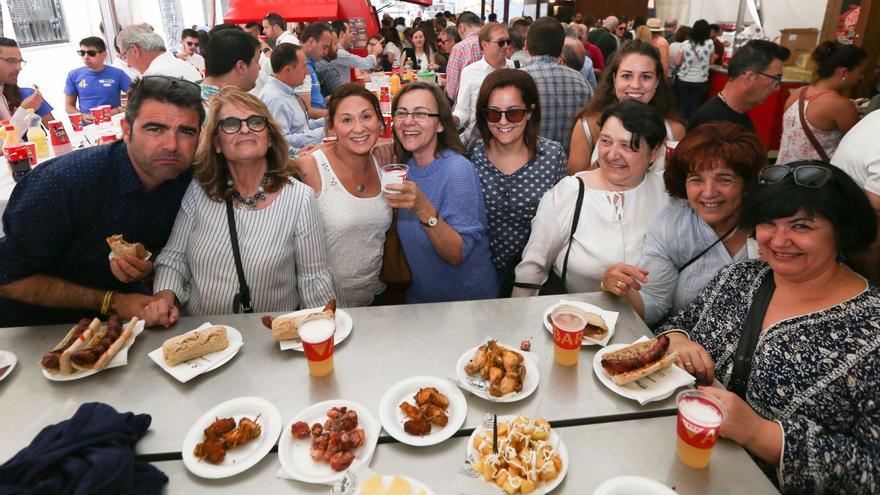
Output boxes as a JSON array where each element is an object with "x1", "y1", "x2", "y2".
[{"x1": 356, "y1": 184, "x2": 365, "y2": 193}]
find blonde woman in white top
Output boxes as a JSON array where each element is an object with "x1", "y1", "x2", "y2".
[
  {"x1": 297, "y1": 84, "x2": 392, "y2": 306},
  {"x1": 513, "y1": 100, "x2": 670, "y2": 296}
]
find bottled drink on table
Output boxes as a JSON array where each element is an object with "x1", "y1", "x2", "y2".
[
  {"x1": 26, "y1": 109, "x2": 49, "y2": 159},
  {"x1": 4, "y1": 123, "x2": 30, "y2": 182},
  {"x1": 389, "y1": 73, "x2": 401, "y2": 96}
]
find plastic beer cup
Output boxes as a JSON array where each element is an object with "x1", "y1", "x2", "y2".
[
  {"x1": 380, "y1": 164, "x2": 408, "y2": 194},
  {"x1": 675, "y1": 389, "x2": 727, "y2": 469},
  {"x1": 550, "y1": 306, "x2": 586, "y2": 366},
  {"x1": 300, "y1": 316, "x2": 336, "y2": 377},
  {"x1": 68, "y1": 113, "x2": 83, "y2": 131}
]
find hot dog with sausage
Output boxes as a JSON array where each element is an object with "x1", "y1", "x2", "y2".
[{"x1": 600, "y1": 335, "x2": 678, "y2": 385}]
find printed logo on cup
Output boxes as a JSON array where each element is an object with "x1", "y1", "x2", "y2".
[
  {"x1": 552, "y1": 327, "x2": 585, "y2": 350},
  {"x1": 303, "y1": 338, "x2": 334, "y2": 361}
]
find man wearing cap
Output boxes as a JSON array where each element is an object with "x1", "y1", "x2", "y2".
[{"x1": 647, "y1": 18, "x2": 670, "y2": 77}]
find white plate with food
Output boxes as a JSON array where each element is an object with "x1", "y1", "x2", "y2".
[
  {"x1": 455, "y1": 340, "x2": 539, "y2": 403},
  {"x1": 148, "y1": 324, "x2": 244, "y2": 383},
  {"x1": 279, "y1": 399, "x2": 380, "y2": 484},
  {"x1": 378, "y1": 375, "x2": 467, "y2": 447},
  {"x1": 41, "y1": 317, "x2": 145, "y2": 382},
  {"x1": 467, "y1": 415, "x2": 568, "y2": 494},
  {"x1": 593, "y1": 475, "x2": 677, "y2": 495},
  {"x1": 181, "y1": 396, "x2": 282, "y2": 479},
  {"x1": 542, "y1": 300, "x2": 618, "y2": 346},
  {"x1": 269, "y1": 306, "x2": 353, "y2": 352},
  {"x1": 356, "y1": 474, "x2": 436, "y2": 495},
  {"x1": 592, "y1": 336, "x2": 694, "y2": 404},
  {"x1": 0, "y1": 350, "x2": 17, "y2": 381}
]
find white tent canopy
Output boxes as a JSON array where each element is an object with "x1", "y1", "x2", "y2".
[{"x1": 654, "y1": 0, "x2": 827, "y2": 43}]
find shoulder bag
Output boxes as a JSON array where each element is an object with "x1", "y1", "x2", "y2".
[
  {"x1": 379, "y1": 208, "x2": 412, "y2": 288},
  {"x1": 728, "y1": 270, "x2": 776, "y2": 399},
  {"x1": 512, "y1": 177, "x2": 585, "y2": 295},
  {"x1": 797, "y1": 87, "x2": 831, "y2": 162},
  {"x1": 225, "y1": 201, "x2": 253, "y2": 314}
]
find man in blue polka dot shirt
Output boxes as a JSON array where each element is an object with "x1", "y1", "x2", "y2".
[{"x1": 0, "y1": 76, "x2": 205, "y2": 327}]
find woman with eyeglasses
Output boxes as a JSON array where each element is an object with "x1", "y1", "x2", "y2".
[
  {"x1": 144, "y1": 88, "x2": 338, "y2": 325},
  {"x1": 399, "y1": 27, "x2": 438, "y2": 71},
  {"x1": 656, "y1": 161, "x2": 880, "y2": 494},
  {"x1": 600, "y1": 123, "x2": 765, "y2": 325},
  {"x1": 513, "y1": 100, "x2": 670, "y2": 297},
  {"x1": 776, "y1": 42, "x2": 867, "y2": 164},
  {"x1": 468, "y1": 69, "x2": 566, "y2": 296},
  {"x1": 569, "y1": 40, "x2": 684, "y2": 174},
  {"x1": 386, "y1": 82, "x2": 498, "y2": 302},
  {"x1": 296, "y1": 84, "x2": 392, "y2": 307},
  {"x1": 674, "y1": 20, "x2": 717, "y2": 121}
]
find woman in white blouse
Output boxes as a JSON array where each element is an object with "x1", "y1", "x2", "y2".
[
  {"x1": 512, "y1": 100, "x2": 670, "y2": 296},
  {"x1": 601, "y1": 123, "x2": 765, "y2": 325},
  {"x1": 297, "y1": 84, "x2": 392, "y2": 306},
  {"x1": 142, "y1": 88, "x2": 338, "y2": 326}
]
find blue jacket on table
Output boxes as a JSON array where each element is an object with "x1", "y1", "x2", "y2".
[{"x1": 0, "y1": 141, "x2": 191, "y2": 328}]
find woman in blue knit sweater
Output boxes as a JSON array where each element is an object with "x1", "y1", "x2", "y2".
[{"x1": 385, "y1": 82, "x2": 499, "y2": 302}]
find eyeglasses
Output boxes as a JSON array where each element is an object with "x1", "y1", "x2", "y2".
[
  {"x1": 392, "y1": 110, "x2": 439, "y2": 122},
  {"x1": 758, "y1": 164, "x2": 833, "y2": 188},
  {"x1": 484, "y1": 108, "x2": 528, "y2": 123},
  {"x1": 755, "y1": 71, "x2": 783, "y2": 87},
  {"x1": 218, "y1": 115, "x2": 269, "y2": 134},
  {"x1": 185, "y1": 41, "x2": 200, "y2": 47},
  {"x1": 0, "y1": 57, "x2": 26, "y2": 66},
  {"x1": 77, "y1": 49, "x2": 102, "y2": 57},
  {"x1": 487, "y1": 39, "x2": 511, "y2": 47},
  {"x1": 139, "y1": 75, "x2": 201, "y2": 98}
]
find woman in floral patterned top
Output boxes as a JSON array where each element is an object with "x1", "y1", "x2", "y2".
[
  {"x1": 468, "y1": 69, "x2": 567, "y2": 295},
  {"x1": 657, "y1": 161, "x2": 880, "y2": 493}
]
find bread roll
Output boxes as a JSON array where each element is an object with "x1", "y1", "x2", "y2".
[
  {"x1": 163, "y1": 326, "x2": 229, "y2": 367},
  {"x1": 106, "y1": 234, "x2": 147, "y2": 260}
]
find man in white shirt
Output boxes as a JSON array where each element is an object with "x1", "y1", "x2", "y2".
[
  {"x1": 262, "y1": 13, "x2": 299, "y2": 47},
  {"x1": 117, "y1": 24, "x2": 201, "y2": 82},
  {"x1": 832, "y1": 109, "x2": 880, "y2": 281},
  {"x1": 452, "y1": 23, "x2": 514, "y2": 143},
  {"x1": 200, "y1": 29, "x2": 261, "y2": 103},
  {"x1": 176, "y1": 28, "x2": 205, "y2": 72},
  {"x1": 329, "y1": 21, "x2": 383, "y2": 86},
  {"x1": 260, "y1": 43, "x2": 325, "y2": 152}
]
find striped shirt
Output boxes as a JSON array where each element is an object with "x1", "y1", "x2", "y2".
[
  {"x1": 154, "y1": 179, "x2": 340, "y2": 316},
  {"x1": 445, "y1": 33, "x2": 482, "y2": 102}
]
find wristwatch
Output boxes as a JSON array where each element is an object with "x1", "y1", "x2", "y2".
[{"x1": 421, "y1": 210, "x2": 439, "y2": 228}]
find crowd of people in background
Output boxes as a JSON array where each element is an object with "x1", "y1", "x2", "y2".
[{"x1": 0, "y1": 9, "x2": 879, "y2": 494}]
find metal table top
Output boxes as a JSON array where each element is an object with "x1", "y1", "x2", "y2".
[
  {"x1": 155, "y1": 416, "x2": 779, "y2": 494},
  {"x1": 1, "y1": 293, "x2": 678, "y2": 460}
]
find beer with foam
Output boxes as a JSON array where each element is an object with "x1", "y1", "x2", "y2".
[
  {"x1": 299, "y1": 316, "x2": 336, "y2": 377},
  {"x1": 550, "y1": 306, "x2": 586, "y2": 366},
  {"x1": 675, "y1": 390, "x2": 726, "y2": 468}
]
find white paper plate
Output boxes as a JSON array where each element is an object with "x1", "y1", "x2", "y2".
[
  {"x1": 592, "y1": 340, "x2": 695, "y2": 404},
  {"x1": 543, "y1": 300, "x2": 618, "y2": 346},
  {"x1": 277, "y1": 308, "x2": 353, "y2": 351},
  {"x1": 147, "y1": 324, "x2": 244, "y2": 383},
  {"x1": 455, "y1": 342, "x2": 539, "y2": 403},
  {"x1": 467, "y1": 416, "x2": 569, "y2": 494},
  {"x1": 181, "y1": 396, "x2": 282, "y2": 479},
  {"x1": 378, "y1": 375, "x2": 467, "y2": 447},
  {"x1": 357, "y1": 475, "x2": 436, "y2": 495},
  {"x1": 0, "y1": 350, "x2": 17, "y2": 381},
  {"x1": 42, "y1": 319, "x2": 145, "y2": 381},
  {"x1": 593, "y1": 475, "x2": 677, "y2": 495},
  {"x1": 278, "y1": 399, "x2": 380, "y2": 484}
]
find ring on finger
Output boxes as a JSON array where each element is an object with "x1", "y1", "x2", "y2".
[
  {"x1": 616, "y1": 280, "x2": 625, "y2": 289},
  {"x1": 684, "y1": 362, "x2": 693, "y2": 367}
]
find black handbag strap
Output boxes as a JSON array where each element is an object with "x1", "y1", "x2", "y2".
[
  {"x1": 678, "y1": 224, "x2": 738, "y2": 273},
  {"x1": 513, "y1": 177, "x2": 585, "y2": 291},
  {"x1": 225, "y1": 201, "x2": 253, "y2": 313},
  {"x1": 728, "y1": 270, "x2": 775, "y2": 399}
]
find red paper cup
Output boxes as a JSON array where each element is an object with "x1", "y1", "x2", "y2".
[
  {"x1": 299, "y1": 316, "x2": 335, "y2": 377},
  {"x1": 68, "y1": 113, "x2": 83, "y2": 131},
  {"x1": 550, "y1": 306, "x2": 586, "y2": 366},
  {"x1": 89, "y1": 106, "x2": 104, "y2": 124},
  {"x1": 99, "y1": 105, "x2": 112, "y2": 123},
  {"x1": 47, "y1": 120, "x2": 70, "y2": 146},
  {"x1": 381, "y1": 113, "x2": 392, "y2": 139},
  {"x1": 676, "y1": 390, "x2": 727, "y2": 469}
]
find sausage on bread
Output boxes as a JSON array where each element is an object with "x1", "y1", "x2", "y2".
[{"x1": 600, "y1": 335, "x2": 678, "y2": 385}]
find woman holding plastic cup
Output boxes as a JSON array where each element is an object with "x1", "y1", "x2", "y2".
[
  {"x1": 297, "y1": 84, "x2": 392, "y2": 307},
  {"x1": 385, "y1": 82, "x2": 498, "y2": 302},
  {"x1": 656, "y1": 162, "x2": 880, "y2": 492}
]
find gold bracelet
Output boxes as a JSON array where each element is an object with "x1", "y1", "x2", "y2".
[{"x1": 100, "y1": 291, "x2": 114, "y2": 316}]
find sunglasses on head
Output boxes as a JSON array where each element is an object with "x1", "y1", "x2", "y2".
[
  {"x1": 139, "y1": 75, "x2": 201, "y2": 97},
  {"x1": 484, "y1": 108, "x2": 528, "y2": 123},
  {"x1": 77, "y1": 49, "x2": 102, "y2": 57},
  {"x1": 219, "y1": 115, "x2": 269, "y2": 134},
  {"x1": 758, "y1": 164, "x2": 832, "y2": 188}
]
